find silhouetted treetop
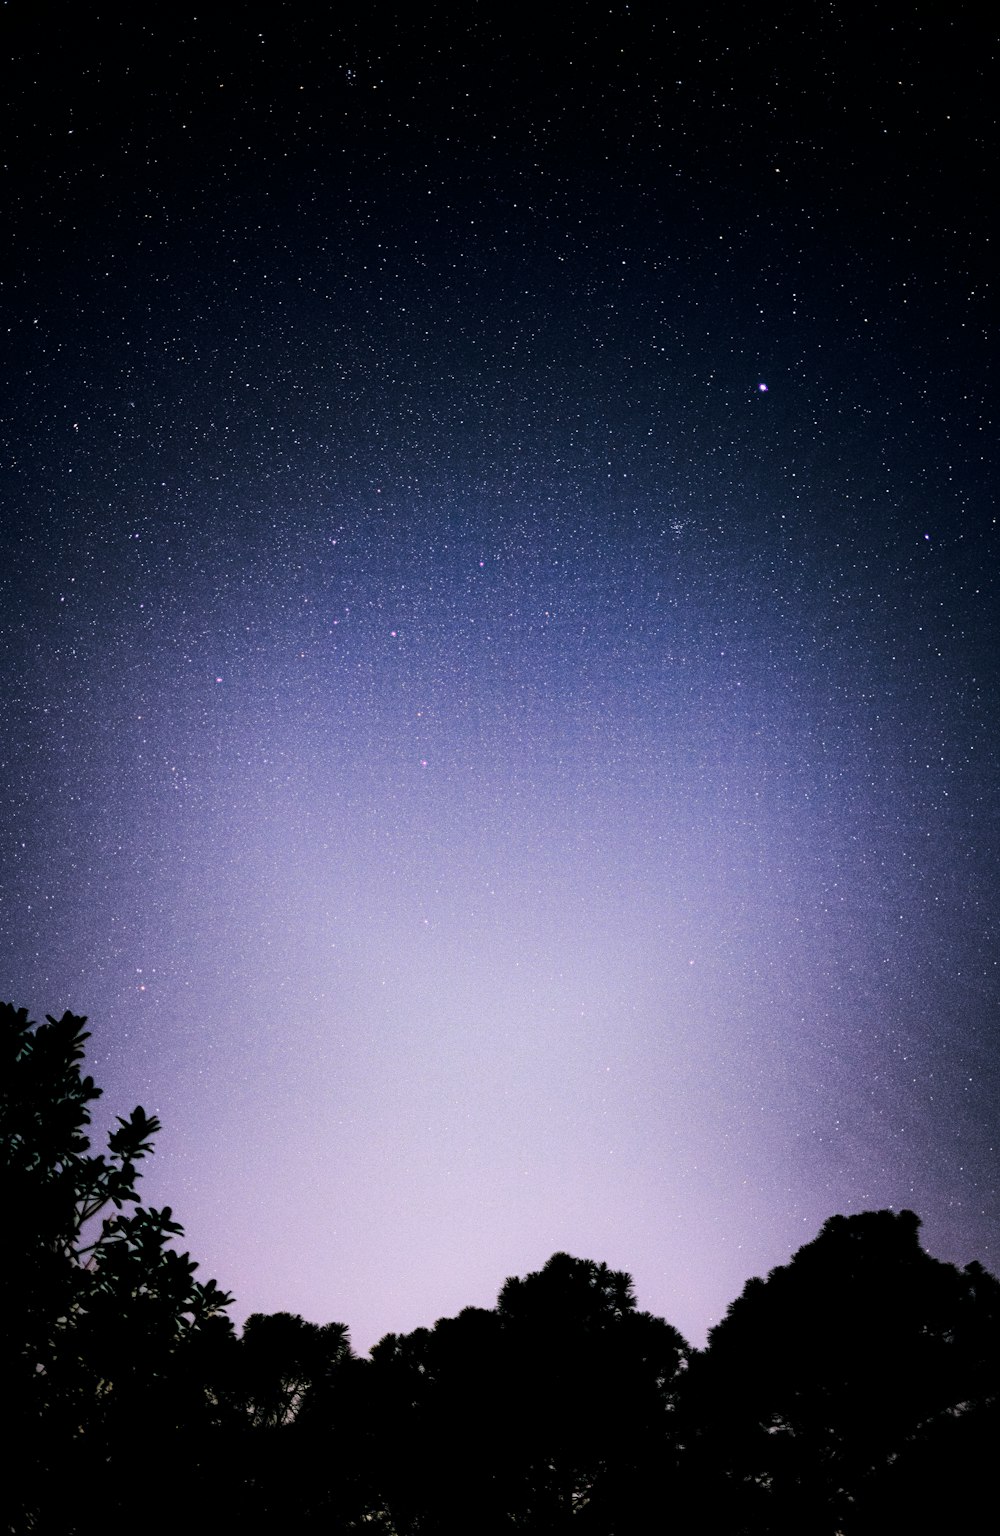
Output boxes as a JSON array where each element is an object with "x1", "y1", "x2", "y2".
[
  {"x1": 497, "y1": 1251, "x2": 639, "y2": 1329},
  {"x1": 240, "y1": 1310, "x2": 353, "y2": 1428},
  {"x1": 683, "y1": 1208, "x2": 1000, "y2": 1535},
  {"x1": 2, "y1": 1002, "x2": 235, "y2": 1535},
  {"x1": 6, "y1": 1000, "x2": 998, "y2": 1535}
]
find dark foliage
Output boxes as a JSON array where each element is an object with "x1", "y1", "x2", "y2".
[
  {"x1": 1, "y1": 1003, "x2": 236, "y2": 1533},
  {"x1": 681, "y1": 1208, "x2": 1000, "y2": 1534},
  {"x1": 4, "y1": 1000, "x2": 998, "y2": 1534},
  {"x1": 364, "y1": 1258, "x2": 690, "y2": 1534}
]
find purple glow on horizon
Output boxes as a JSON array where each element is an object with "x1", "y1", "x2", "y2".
[{"x1": 1, "y1": 10, "x2": 996, "y2": 1358}]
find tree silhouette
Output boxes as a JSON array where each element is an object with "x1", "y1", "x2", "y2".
[
  {"x1": 496, "y1": 1253, "x2": 690, "y2": 1531},
  {"x1": 364, "y1": 1253, "x2": 690, "y2": 1534},
  {"x1": 204, "y1": 1310, "x2": 368, "y2": 1531},
  {"x1": 6, "y1": 999, "x2": 998, "y2": 1534},
  {"x1": 682, "y1": 1209, "x2": 1000, "y2": 1534},
  {"x1": 1, "y1": 1002, "x2": 235, "y2": 1534},
  {"x1": 369, "y1": 1308, "x2": 510, "y2": 1534},
  {"x1": 240, "y1": 1310, "x2": 353, "y2": 1428}
]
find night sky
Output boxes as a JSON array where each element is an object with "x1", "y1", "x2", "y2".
[{"x1": 3, "y1": 7, "x2": 997, "y2": 1352}]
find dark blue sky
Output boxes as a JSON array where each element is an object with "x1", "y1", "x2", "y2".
[{"x1": 2, "y1": 6, "x2": 996, "y2": 1349}]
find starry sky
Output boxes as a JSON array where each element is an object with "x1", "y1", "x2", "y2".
[{"x1": 2, "y1": 7, "x2": 997, "y2": 1351}]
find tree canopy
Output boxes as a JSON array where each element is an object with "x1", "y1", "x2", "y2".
[
  {"x1": 4, "y1": 999, "x2": 998, "y2": 1535},
  {"x1": 682, "y1": 1207, "x2": 1000, "y2": 1533},
  {"x1": 2, "y1": 1004, "x2": 236, "y2": 1529}
]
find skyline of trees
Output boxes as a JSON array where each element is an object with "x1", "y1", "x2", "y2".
[{"x1": 4, "y1": 1000, "x2": 997, "y2": 1534}]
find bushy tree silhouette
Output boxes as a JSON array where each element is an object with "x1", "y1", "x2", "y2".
[
  {"x1": 240, "y1": 1310, "x2": 353, "y2": 1428},
  {"x1": 495, "y1": 1253, "x2": 689, "y2": 1530},
  {"x1": 682, "y1": 1209, "x2": 1000, "y2": 1534},
  {"x1": 365, "y1": 1253, "x2": 690, "y2": 1533},
  {"x1": 1, "y1": 1003, "x2": 235, "y2": 1534},
  {"x1": 216, "y1": 1310, "x2": 372, "y2": 1530},
  {"x1": 6, "y1": 1000, "x2": 997, "y2": 1535}
]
